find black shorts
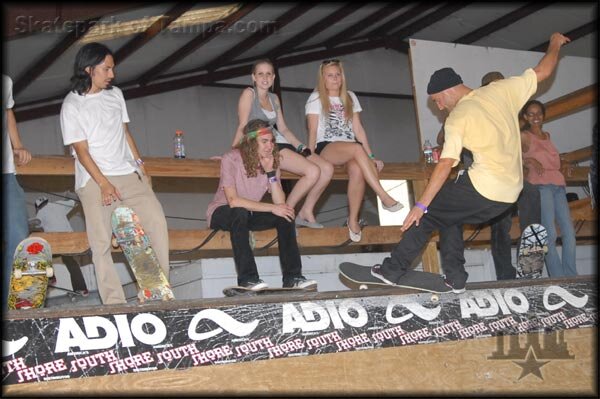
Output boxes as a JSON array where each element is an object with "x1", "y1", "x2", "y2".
[
  {"x1": 277, "y1": 143, "x2": 296, "y2": 152},
  {"x1": 315, "y1": 141, "x2": 330, "y2": 155},
  {"x1": 315, "y1": 139, "x2": 362, "y2": 155}
]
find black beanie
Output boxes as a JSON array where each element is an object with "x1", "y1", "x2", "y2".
[{"x1": 427, "y1": 67, "x2": 463, "y2": 94}]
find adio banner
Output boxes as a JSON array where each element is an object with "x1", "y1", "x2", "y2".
[{"x1": 2, "y1": 279, "x2": 597, "y2": 385}]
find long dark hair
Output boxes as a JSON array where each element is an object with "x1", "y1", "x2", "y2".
[{"x1": 70, "y1": 42, "x2": 114, "y2": 95}]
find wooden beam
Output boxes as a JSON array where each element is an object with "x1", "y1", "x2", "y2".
[
  {"x1": 561, "y1": 146, "x2": 593, "y2": 163},
  {"x1": 454, "y1": 2, "x2": 550, "y2": 44},
  {"x1": 387, "y1": 3, "x2": 472, "y2": 49},
  {"x1": 201, "y1": 4, "x2": 314, "y2": 73},
  {"x1": 266, "y1": 4, "x2": 363, "y2": 60},
  {"x1": 12, "y1": 18, "x2": 100, "y2": 96},
  {"x1": 322, "y1": 3, "x2": 399, "y2": 48},
  {"x1": 16, "y1": 156, "x2": 429, "y2": 180},
  {"x1": 31, "y1": 212, "x2": 596, "y2": 256},
  {"x1": 112, "y1": 3, "x2": 195, "y2": 65},
  {"x1": 544, "y1": 84, "x2": 597, "y2": 123},
  {"x1": 529, "y1": 19, "x2": 597, "y2": 52},
  {"x1": 368, "y1": 4, "x2": 438, "y2": 38},
  {"x1": 136, "y1": 3, "x2": 260, "y2": 86}
]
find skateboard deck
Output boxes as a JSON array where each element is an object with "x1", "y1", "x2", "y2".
[
  {"x1": 339, "y1": 262, "x2": 452, "y2": 295},
  {"x1": 8, "y1": 237, "x2": 53, "y2": 310},
  {"x1": 516, "y1": 223, "x2": 548, "y2": 279},
  {"x1": 111, "y1": 206, "x2": 174, "y2": 302},
  {"x1": 223, "y1": 286, "x2": 317, "y2": 297}
]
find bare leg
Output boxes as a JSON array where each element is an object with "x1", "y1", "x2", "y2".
[
  {"x1": 297, "y1": 154, "x2": 334, "y2": 223},
  {"x1": 320, "y1": 142, "x2": 397, "y2": 207},
  {"x1": 279, "y1": 149, "x2": 320, "y2": 219},
  {"x1": 346, "y1": 160, "x2": 365, "y2": 234}
]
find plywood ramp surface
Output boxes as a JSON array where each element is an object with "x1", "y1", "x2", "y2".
[{"x1": 5, "y1": 327, "x2": 596, "y2": 396}]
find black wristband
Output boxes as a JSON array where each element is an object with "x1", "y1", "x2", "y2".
[
  {"x1": 301, "y1": 148, "x2": 312, "y2": 157},
  {"x1": 266, "y1": 170, "x2": 276, "y2": 178}
]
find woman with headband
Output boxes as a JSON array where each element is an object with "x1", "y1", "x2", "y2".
[
  {"x1": 231, "y1": 59, "x2": 333, "y2": 229},
  {"x1": 306, "y1": 59, "x2": 402, "y2": 243},
  {"x1": 208, "y1": 119, "x2": 317, "y2": 291}
]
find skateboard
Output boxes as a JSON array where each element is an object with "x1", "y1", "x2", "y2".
[
  {"x1": 338, "y1": 262, "x2": 453, "y2": 302},
  {"x1": 516, "y1": 223, "x2": 548, "y2": 279},
  {"x1": 223, "y1": 286, "x2": 317, "y2": 297},
  {"x1": 111, "y1": 206, "x2": 175, "y2": 302},
  {"x1": 7, "y1": 237, "x2": 54, "y2": 310}
]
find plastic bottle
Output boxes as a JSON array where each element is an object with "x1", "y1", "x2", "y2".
[
  {"x1": 423, "y1": 139, "x2": 433, "y2": 164},
  {"x1": 173, "y1": 130, "x2": 186, "y2": 159}
]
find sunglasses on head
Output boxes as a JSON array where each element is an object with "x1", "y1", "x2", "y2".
[{"x1": 321, "y1": 59, "x2": 340, "y2": 65}]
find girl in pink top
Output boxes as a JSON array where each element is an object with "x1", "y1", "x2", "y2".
[{"x1": 521, "y1": 100, "x2": 576, "y2": 277}]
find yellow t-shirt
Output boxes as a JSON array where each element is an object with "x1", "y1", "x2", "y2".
[{"x1": 441, "y1": 68, "x2": 537, "y2": 203}]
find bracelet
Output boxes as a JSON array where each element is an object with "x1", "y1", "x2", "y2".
[
  {"x1": 135, "y1": 158, "x2": 144, "y2": 166},
  {"x1": 415, "y1": 202, "x2": 428, "y2": 214},
  {"x1": 369, "y1": 153, "x2": 375, "y2": 160},
  {"x1": 268, "y1": 176, "x2": 278, "y2": 184},
  {"x1": 297, "y1": 143, "x2": 305, "y2": 153},
  {"x1": 266, "y1": 170, "x2": 276, "y2": 178}
]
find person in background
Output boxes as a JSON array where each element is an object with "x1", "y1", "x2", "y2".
[
  {"x1": 2, "y1": 74, "x2": 32, "y2": 310},
  {"x1": 306, "y1": 59, "x2": 402, "y2": 243},
  {"x1": 208, "y1": 119, "x2": 317, "y2": 291},
  {"x1": 231, "y1": 59, "x2": 333, "y2": 229},
  {"x1": 521, "y1": 99, "x2": 577, "y2": 277}
]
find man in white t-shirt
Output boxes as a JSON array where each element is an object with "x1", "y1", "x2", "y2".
[
  {"x1": 60, "y1": 42, "x2": 170, "y2": 305},
  {"x1": 2, "y1": 74, "x2": 33, "y2": 310}
]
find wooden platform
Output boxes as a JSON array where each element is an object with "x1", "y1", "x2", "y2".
[{"x1": 3, "y1": 276, "x2": 597, "y2": 396}]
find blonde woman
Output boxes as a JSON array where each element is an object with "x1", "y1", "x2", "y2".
[
  {"x1": 305, "y1": 59, "x2": 402, "y2": 242},
  {"x1": 232, "y1": 59, "x2": 333, "y2": 228}
]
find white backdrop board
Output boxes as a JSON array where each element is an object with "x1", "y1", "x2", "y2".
[{"x1": 408, "y1": 38, "x2": 597, "y2": 154}]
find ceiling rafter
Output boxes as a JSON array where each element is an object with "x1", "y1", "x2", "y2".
[
  {"x1": 113, "y1": 3, "x2": 196, "y2": 64},
  {"x1": 368, "y1": 3, "x2": 439, "y2": 38},
  {"x1": 136, "y1": 3, "x2": 260, "y2": 86},
  {"x1": 322, "y1": 3, "x2": 399, "y2": 48},
  {"x1": 201, "y1": 4, "x2": 315, "y2": 73},
  {"x1": 12, "y1": 17, "x2": 101, "y2": 96},
  {"x1": 264, "y1": 3, "x2": 363, "y2": 60},
  {"x1": 455, "y1": 2, "x2": 552, "y2": 44},
  {"x1": 529, "y1": 20, "x2": 597, "y2": 52}
]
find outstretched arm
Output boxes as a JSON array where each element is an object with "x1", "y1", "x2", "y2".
[{"x1": 533, "y1": 32, "x2": 570, "y2": 83}]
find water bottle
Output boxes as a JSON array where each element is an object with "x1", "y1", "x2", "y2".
[
  {"x1": 423, "y1": 139, "x2": 433, "y2": 164},
  {"x1": 173, "y1": 130, "x2": 186, "y2": 159}
]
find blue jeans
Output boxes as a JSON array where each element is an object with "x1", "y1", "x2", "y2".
[
  {"x1": 2, "y1": 173, "x2": 30, "y2": 310},
  {"x1": 537, "y1": 184, "x2": 577, "y2": 277}
]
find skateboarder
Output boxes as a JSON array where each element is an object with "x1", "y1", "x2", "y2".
[
  {"x1": 60, "y1": 42, "x2": 170, "y2": 305},
  {"x1": 3, "y1": 74, "x2": 33, "y2": 310},
  {"x1": 207, "y1": 119, "x2": 317, "y2": 291},
  {"x1": 436, "y1": 71, "x2": 541, "y2": 280},
  {"x1": 370, "y1": 32, "x2": 570, "y2": 293}
]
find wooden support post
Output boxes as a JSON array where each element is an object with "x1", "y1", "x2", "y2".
[{"x1": 411, "y1": 177, "x2": 440, "y2": 274}]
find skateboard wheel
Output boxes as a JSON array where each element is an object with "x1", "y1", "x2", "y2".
[
  {"x1": 14, "y1": 269, "x2": 22, "y2": 279},
  {"x1": 359, "y1": 284, "x2": 368, "y2": 290},
  {"x1": 431, "y1": 294, "x2": 440, "y2": 303},
  {"x1": 46, "y1": 267, "x2": 54, "y2": 278}
]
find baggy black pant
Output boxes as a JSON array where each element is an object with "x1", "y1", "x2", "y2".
[
  {"x1": 210, "y1": 205, "x2": 302, "y2": 286},
  {"x1": 380, "y1": 171, "x2": 511, "y2": 286}
]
